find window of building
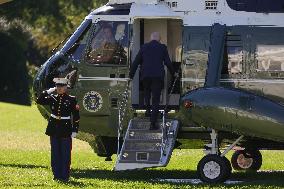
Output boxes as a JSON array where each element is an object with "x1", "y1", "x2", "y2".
[
  {"x1": 85, "y1": 21, "x2": 128, "y2": 66},
  {"x1": 227, "y1": 46, "x2": 243, "y2": 74},
  {"x1": 224, "y1": 34, "x2": 243, "y2": 74},
  {"x1": 256, "y1": 45, "x2": 284, "y2": 72}
]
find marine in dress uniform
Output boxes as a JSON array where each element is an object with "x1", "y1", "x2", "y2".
[
  {"x1": 129, "y1": 32, "x2": 176, "y2": 130},
  {"x1": 36, "y1": 78, "x2": 80, "y2": 181}
]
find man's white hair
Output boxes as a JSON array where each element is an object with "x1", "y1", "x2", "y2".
[{"x1": 150, "y1": 32, "x2": 161, "y2": 41}]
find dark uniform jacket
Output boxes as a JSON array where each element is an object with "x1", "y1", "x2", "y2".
[
  {"x1": 129, "y1": 40, "x2": 174, "y2": 80},
  {"x1": 36, "y1": 91, "x2": 80, "y2": 138}
]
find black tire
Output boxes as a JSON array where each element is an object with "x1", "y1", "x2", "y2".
[
  {"x1": 231, "y1": 149, "x2": 262, "y2": 171},
  {"x1": 197, "y1": 155, "x2": 231, "y2": 183}
]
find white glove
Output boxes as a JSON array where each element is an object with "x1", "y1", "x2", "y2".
[
  {"x1": 71, "y1": 132, "x2": 77, "y2": 138},
  {"x1": 46, "y1": 87, "x2": 56, "y2": 94}
]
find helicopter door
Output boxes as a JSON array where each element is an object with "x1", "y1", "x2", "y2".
[
  {"x1": 75, "y1": 17, "x2": 129, "y2": 135},
  {"x1": 131, "y1": 18, "x2": 182, "y2": 110}
]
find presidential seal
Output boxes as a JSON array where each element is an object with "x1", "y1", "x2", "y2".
[{"x1": 83, "y1": 91, "x2": 103, "y2": 112}]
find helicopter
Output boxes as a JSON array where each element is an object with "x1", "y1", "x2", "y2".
[{"x1": 33, "y1": 0, "x2": 284, "y2": 183}]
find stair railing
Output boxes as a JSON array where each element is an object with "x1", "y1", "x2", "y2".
[
  {"x1": 117, "y1": 80, "x2": 131, "y2": 157},
  {"x1": 160, "y1": 73, "x2": 180, "y2": 160}
]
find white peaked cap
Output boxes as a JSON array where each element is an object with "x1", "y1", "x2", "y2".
[{"x1": 53, "y1": 78, "x2": 68, "y2": 85}]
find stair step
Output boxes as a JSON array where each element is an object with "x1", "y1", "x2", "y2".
[
  {"x1": 120, "y1": 151, "x2": 161, "y2": 162},
  {"x1": 118, "y1": 160, "x2": 160, "y2": 164},
  {"x1": 127, "y1": 131, "x2": 163, "y2": 140},
  {"x1": 128, "y1": 128, "x2": 162, "y2": 132},
  {"x1": 130, "y1": 119, "x2": 171, "y2": 130},
  {"x1": 123, "y1": 149, "x2": 161, "y2": 152},
  {"x1": 124, "y1": 138, "x2": 162, "y2": 142},
  {"x1": 124, "y1": 142, "x2": 162, "y2": 151},
  {"x1": 115, "y1": 119, "x2": 179, "y2": 171}
]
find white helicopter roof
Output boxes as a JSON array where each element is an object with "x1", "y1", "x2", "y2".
[
  {"x1": 108, "y1": 0, "x2": 159, "y2": 5},
  {"x1": 130, "y1": 3, "x2": 180, "y2": 19},
  {"x1": 90, "y1": 0, "x2": 284, "y2": 27}
]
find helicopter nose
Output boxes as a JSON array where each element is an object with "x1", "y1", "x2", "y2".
[
  {"x1": 33, "y1": 61, "x2": 50, "y2": 99},
  {"x1": 33, "y1": 53, "x2": 78, "y2": 99}
]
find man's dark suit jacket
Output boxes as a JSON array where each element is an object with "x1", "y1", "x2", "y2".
[{"x1": 129, "y1": 40, "x2": 174, "y2": 80}]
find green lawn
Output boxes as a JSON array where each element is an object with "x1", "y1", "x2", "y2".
[{"x1": 1, "y1": 102, "x2": 284, "y2": 188}]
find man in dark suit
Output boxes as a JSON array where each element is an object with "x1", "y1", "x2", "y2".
[{"x1": 129, "y1": 32, "x2": 175, "y2": 130}]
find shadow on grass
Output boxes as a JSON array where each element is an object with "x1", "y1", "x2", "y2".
[
  {"x1": 71, "y1": 168, "x2": 284, "y2": 187},
  {"x1": 0, "y1": 163, "x2": 89, "y2": 187},
  {"x1": 0, "y1": 163, "x2": 48, "y2": 169},
  {"x1": 72, "y1": 168, "x2": 197, "y2": 180},
  {"x1": 2, "y1": 163, "x2": 284, "y2": 187}
]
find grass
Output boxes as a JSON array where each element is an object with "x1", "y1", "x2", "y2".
[{"x1": 1, "y1": 102, "x2": 284, "y2": 188}]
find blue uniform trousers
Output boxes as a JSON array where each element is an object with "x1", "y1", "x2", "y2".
[{"x1": 50, "y1": 137, "x2": 72, "y2": 180}]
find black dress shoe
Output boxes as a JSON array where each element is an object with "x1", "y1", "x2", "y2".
[
  {"x1": 54, "y1": 177, "x2": 69, "y2": 182},
  {"x1": 105, "y1": 156, "x2": 112, "y2": 161},
  {"x1": 53, "y1": 177, "x2": 60, "y2": 181},
  {"x1": 59, "y1": 178, "x2": 69, "y2": 182}
]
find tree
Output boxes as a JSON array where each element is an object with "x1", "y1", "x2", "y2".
[
  {"x1": 0, "y1": 0, "x2": 108, "y2": 105},
  {"x1": 0, "y1": 19, "x2": 31, "y2": 105}
]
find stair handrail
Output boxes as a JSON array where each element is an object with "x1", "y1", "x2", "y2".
[
  {"x1": 160, "y1": 72, "x2": 180, "y2": 160},
  {"x1": 117, "y1": 79, "x2": 131, "y2": 157}
]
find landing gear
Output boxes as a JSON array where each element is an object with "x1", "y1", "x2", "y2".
[
  {"x1": 231, "y1": 149, "x2": 262, "y2": 171},
  {"x1": 197, "y1": 129, "x2": 244, "y2": 183},
  {"x1": 197, "y1": 155, "x2": 231, "y2": 183}
]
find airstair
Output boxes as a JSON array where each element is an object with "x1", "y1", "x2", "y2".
[
  {"x1": 114, "y1": 117, "x2": 179, "y2": 171},
  {"x1": 114, "y1": 63, "x2": 180, "y2": 171}
]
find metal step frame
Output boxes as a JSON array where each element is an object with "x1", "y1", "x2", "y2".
[{"x1": 114, "y1": 118, "x2": 179, "y2": 171}]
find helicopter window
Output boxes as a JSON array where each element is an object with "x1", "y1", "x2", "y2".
[
  {"x1": 65, "y1": 22, "x2": 92, "y2": 63},
  {"x1": 256, "y1": 45, "x2": 284, "y2": 72},
  {"x1": 222, "y1": 34, "x2": 243, "y2": 75},
  {"x1": 45, "y1": 57, "x2": 78, "y2": 89},
  {"x1": 227, "y1": 46, "x2": 243, "y2": 74},
  {"x1": 85, "y1": 21, "x2": 128, "y2": 66}
]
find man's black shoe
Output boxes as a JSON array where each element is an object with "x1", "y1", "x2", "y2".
[
  {"x1": 59, "y1": 178, "x2": 69, "y2": 182},
  {"x1": 105, "y1": 156, "x2": 112, "y2": 161},
  {"x1": 53, "y1": 177, "x2": 60, "y2": 181},
  {"x1": 54, "y1": 177, "x2": 69, "y2": 182}
]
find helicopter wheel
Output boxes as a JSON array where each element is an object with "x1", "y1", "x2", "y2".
[
  {"x1": 197, "y1": 154, "x2": 232, "y2": 183},
  {"x1": 231, "y1": 149, "x2": 262, "y2": 171}
]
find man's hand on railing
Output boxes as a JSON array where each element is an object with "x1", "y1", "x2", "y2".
[{"x1": 174, "y1": 72, "x2": 179, "y2": 78}]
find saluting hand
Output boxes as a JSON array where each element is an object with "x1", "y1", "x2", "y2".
[{"x1": 46, "y1": 87, "x2": 56, "y2": 94}]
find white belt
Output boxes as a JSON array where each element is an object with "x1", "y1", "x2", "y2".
[{"x1": 50, "y1": 114, "x2": 71, "y2": 120}]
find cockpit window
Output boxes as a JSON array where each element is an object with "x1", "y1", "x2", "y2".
[
  {"x1": 65, "y1": 22, "x2": 92, "y2": 62},
  {"x1": 84, "y1": 21, "x2": 128, "y2": 66},
  {"x1": 45, "y1": 56, "x2": 78, "y2": 89}
]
